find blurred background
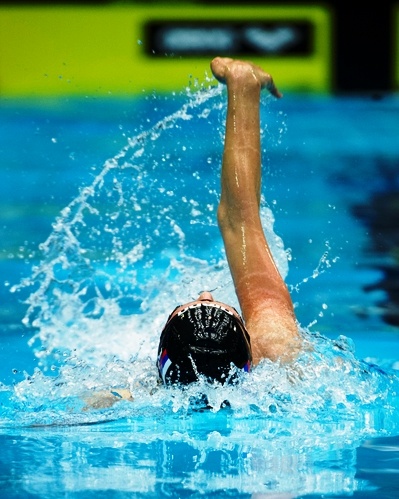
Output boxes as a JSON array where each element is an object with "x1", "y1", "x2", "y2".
[{"x1": 0, "y1": 0, "x2": 398, "y2": 96}]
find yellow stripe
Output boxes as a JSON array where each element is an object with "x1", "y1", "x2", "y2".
[{"x1": 0, "y1": 5, "x2": 332, "y2": 96}]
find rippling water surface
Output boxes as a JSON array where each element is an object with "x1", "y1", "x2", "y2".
[{"x1": 1, "y1": 85, "x2": 398, "y2": 498}]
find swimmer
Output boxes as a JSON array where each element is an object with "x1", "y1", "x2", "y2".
[
  {"x1": 158, "y1": 57, "x2": 301, "y2": 386},
  {"x1": 86, "y1": 57, "x2": 302, "y2": 407}
]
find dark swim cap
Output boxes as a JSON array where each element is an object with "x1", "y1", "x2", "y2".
[{"x1": 157, "y1": 303, "x2": 252, "y2": 385}]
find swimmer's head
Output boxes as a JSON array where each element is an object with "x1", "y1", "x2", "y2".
[{"x1": 157, "y1": 295, "x2": 252, "y2": 385}]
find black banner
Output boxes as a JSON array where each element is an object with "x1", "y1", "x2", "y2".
[{"x1": 144, "y1": 21, "x2": 313, "y2": 57}]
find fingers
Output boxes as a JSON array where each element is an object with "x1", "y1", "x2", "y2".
[{"x1": 265, "y1": 77, "x2": 283, "y2": 99}]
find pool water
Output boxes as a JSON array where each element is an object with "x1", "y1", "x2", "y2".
[{"x1": 1, "y1": 84, "x2": 399, "y2": 498}]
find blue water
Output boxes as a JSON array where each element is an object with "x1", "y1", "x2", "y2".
[{"x1": 1, "y1": 85, "x2": 399, "y2": 497}]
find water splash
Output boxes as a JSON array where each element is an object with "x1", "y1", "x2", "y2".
[
  {"x1": 3, "y1": 85, "x2": 399, "y2": 439},
  {"x1": 289, "y1": 239, "x2": 340, "y2": 295},
  {"x1": 10, "y1": 84, "x2": 288, "y2": 371},
  {"x1": 12, "y1": 84, "x2": 228, "y2": 367}
]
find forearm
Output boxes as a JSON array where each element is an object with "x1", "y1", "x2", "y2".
[{"x1": 220, "y1": 81, "x2": 263, "y2": 219}]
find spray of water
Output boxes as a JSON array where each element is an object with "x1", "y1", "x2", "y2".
[{"x1": 3, "y1": 83, "x2": 398, "y2": 432}]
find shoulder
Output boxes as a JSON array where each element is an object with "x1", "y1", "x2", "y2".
[{"x1": 245, "y1": 302, "x2": 301, "y2": 365}]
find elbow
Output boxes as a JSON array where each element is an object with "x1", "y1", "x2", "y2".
[
  {"x1": 217, "y1": 201, "x2": 230, "y2": 231},
  {"x1": 218, "y1": 197, "x2": 260, "y2": 234},
  {"x1": 217, "y1": 199, "x2": 241, "y2": 234}
]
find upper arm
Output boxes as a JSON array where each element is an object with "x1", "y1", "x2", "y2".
[{"x1": 218, "y1": 201, "x2": 301, "y2": 363}]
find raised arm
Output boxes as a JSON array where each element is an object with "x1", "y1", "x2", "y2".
[{"x1": 211, "y1": 57, "x2": 301, "y2": 364}]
